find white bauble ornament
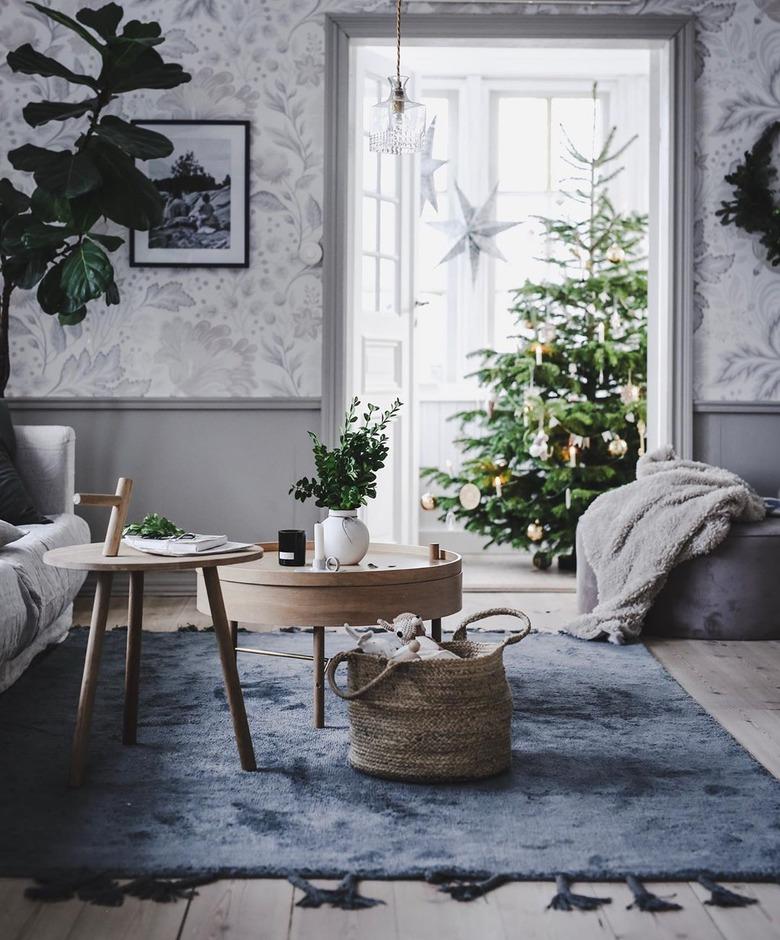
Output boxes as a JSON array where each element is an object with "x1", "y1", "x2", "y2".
[
  {"x1": 529, "y1": 429, "x2": 550, "y2": 460},
  {"x1": 458, "y1": 482, "x2": 481, "y2": 510},
  {"x1": 420, "y1": 492, "x2": 437, "y2": 511},
  {"x1": 608, "y1": 437, "x2": 628, "y2": 458},
  {"x1": 526, "y1": 520, "x2": 544, "y2": 542},
  {"x1": 606, "y1": 243, "x2": 626, "y2": 264}
]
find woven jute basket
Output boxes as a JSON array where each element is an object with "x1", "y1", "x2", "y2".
[{"x1": 326, "y1": 608, "x2": 531, "y2": 783}]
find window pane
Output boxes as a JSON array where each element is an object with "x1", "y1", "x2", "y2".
[
  {"x1": 362, "y1": 255, "x2": 377, "y2": 312},
  {"x1": 497, "y1": 97, "x2": 548, "y2": 191},
  {"x1": 362, "y1": 197, "x2": 377, "y2": 252},
  {"x1": 364, "y1": 153, "x2": 379, "y2": 192},
  {"x1": 380, "y1": 200, "x2": 397, "y2": 256},
  {"x1": 378, "y1": 258, "x2": 397, "y2": 314},
  {"x1": 551, "y1": 96, "x2": 602, "y2": 190},
  {"x1": 415, "y1": 293, "x2": 448, "y2": 383},
  {"x1": 379, "y1": 153, "x2": 397, "y2": 198},
  {"x1": 363, "y1": 77, "x2": 382, "y2": 131}
]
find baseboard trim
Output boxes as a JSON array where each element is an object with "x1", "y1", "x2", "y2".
[{"x1": 6, "y1": 397, "x2": 321, "y2": 411}]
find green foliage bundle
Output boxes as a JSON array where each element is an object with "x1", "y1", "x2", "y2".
[
  {"x1": 123, "y1": 513, "x2": 183, "y2": 539},
  {"x1": 0, "y1": 1, "x2": 191, "y2": 395},
  {"x1": 716, "y1": 120, "x2": 780, "y2": 266},
  {"x1": 422, "y1": 106, "x2": 648, "y2": 567},
  {"x1": 291, "y1": 397, "x2": 402, "y2": 510}
]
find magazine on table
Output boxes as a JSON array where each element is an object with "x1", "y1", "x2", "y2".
[{"x1": 123, "y1": 534, "x2": 254, "y2": 556}]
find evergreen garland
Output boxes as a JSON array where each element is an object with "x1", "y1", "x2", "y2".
[
  {"x1": 422, "y1": 110, "x2": 648, "y2": 568},
  {"x1": 716, "y1": 120, "x2": 780, "y2": 266}
]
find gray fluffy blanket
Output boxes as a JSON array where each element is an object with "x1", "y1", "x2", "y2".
[{"x1": 565, "y1": 446, "x2": 766, "y2": 644}]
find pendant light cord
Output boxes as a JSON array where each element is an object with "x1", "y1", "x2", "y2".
[{"x1": 395, "y1": 0, "x2": 402, "y2": 86}]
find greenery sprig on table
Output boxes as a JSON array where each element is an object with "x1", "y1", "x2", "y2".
[
  {"x1": 0, "y1": 1, "x2": 191, "y2": 396},
  {"x1": 123, "y1": 513, "x2": 183, "y2": 539},
  {"x1": 290, "y1": 397, "x2": 402, "y2": 510}
]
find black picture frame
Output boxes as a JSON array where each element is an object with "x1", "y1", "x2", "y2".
[{"x1": 129, "y1": 119, "x2": 250, "y2": 269}]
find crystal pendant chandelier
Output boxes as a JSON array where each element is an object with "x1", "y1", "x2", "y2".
[{"x1": 368, "y1": 0, "x2": 426, "y2": 154}]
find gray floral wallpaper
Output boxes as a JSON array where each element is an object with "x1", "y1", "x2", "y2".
[{"x1": 1, "y1": 0, "x2": 779, "y2": 400}]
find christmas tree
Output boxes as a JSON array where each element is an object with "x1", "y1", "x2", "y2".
[{"x1": 421, "y1": 103, "x2": 648, "y2": 569}]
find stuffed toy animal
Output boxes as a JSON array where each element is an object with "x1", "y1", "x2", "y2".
[
  {"x1": 377, "y1": 611, "x2": 426, "y2": 643},
  {"x1": 344, "y1": 624, "x2": 402, "y2": 657}
]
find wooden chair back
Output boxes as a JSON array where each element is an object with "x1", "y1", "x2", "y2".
[{"x1": 73, "y1": 478, "x2": 133, "y2": 556}]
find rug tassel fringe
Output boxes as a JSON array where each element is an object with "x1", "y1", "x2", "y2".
[
  {"x1": 426, "y1": 871, "x2": 509, "y2": 902},
  {"x1": 625, "y1": 875, "x2": 682, "y2": 912},
  {"x1": 697, "y1": 876, "x2": 758, "y2": 907},
  {"x1": 547, "y1": 875, "x2": 612, "y2": 911},
  {"x1": 288, "y1": 873, "x2": 384, "y2": 910},
  {"x1": 123, "y1": 875, "x2": 215, "y2": 903},
  {"x1": 26, "y1": 875, "x2": 214, "y2": 907}
]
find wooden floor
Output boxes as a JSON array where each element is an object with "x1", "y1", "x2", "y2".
[{"x1": 3, "y1": 569, "x2": 780, "y2": 939}]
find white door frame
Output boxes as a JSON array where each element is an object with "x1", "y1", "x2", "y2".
[{"x1": 323, "y1": 13, "x2": 695, "y2": 462}]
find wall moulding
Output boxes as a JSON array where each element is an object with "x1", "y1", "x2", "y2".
[{"x1": 6, "y1": 398, "x2": 322, "y2": 412}]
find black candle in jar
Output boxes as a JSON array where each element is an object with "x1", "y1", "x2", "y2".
[{"x1": 278, "y1": 529, "x2": 306, "y2": 566}]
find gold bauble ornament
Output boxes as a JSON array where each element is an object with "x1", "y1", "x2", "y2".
[
  {"x1": 420, "y1": 492, "x2": 437, "y2": 511},
  {"x1": 458, "y1": 482, "x2": 481, "y2": 511},
  {"x1": 526, "y1": 520, "x2": 544, "y2": 542},
  {"x1": 608, "y1": 437, "x2": 628, "y2": 457},
  {"x1": 606, "y1": 243, "x2": 626, "y2": 264}
]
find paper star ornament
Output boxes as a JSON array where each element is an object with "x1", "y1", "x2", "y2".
[
  {"x1": 428, "y1": 183, "x2": 521, "y2": 282},
  {"x1": 420, "y1": 116, "x2": 448, "y2": 214}
]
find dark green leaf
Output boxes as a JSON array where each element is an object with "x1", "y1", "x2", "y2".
[
  {"x1": 87, "y1": 232, "x2": 124, "y2": 252},
  {"x1": 1, "y1": 215, "x2": 70, "y2": 253},
  {"x1": 76, "y1": 2, "x2": 123, "y2": 39},
  {"x1": 99, "y1": 42, "x2": 190, "y2": 92},
  {"x1": 27, "y1": 2, "x2": 104, "y2": 51},
  {"x1": 6, "y1": 43, "x2": 98, "y2": 88},
  {"x1": 105, "y1": 280, "x2": 120, "y2": 305},
  {"x1": 121, "y1": 19, "x2": 164, "y2": 44},
  {"x1": 17, "y1": 251, "x2": 53, "y2": 289},
  {"x1": 67, "y1": 193, "x2": 102, "y2": 233},
  {"x1": 58, "y1": 307, "x2": 87, "y2": 325},
  {"x1": 30, "y1": 187, "x2": 73, "y2": 224},
  {"x1": 94, "y1": 116, "x2": 173, "y2": 159},
  {"x1": 89, "y1": 140, "x2": 163, "y2": 229},
  {"x1": 60, "y1": 240, "x2": 113, "y2": 306},
  {"x1": 9, "y1": 145, "x2": 101, "y2": 198},
  {"x1": 0, "y1": 179, "x2": 31, "y2": 215},
  {"x1": 23, "y1": 98, "x2": 98, "y2": 128},
  {"x1": 36, "y1": 262, "x2": 71, "y2": 315}
]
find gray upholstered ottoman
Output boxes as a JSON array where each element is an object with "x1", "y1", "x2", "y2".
[{"x1": 576, "y1": 515, "x2": 780, "y2": 640}]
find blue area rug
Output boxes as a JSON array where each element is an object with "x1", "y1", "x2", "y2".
[{"x1": 1, "y1": 628, "x2": 778, "y2": 880}]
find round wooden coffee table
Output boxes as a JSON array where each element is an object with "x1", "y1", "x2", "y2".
[
  {"x1": 196, "y1": 542, "x2": 462, "y2": 728},
  {"x1": 44, "y1": 542, "x2": 264, "y2": 786}
]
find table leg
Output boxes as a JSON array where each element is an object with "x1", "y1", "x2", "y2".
[
  {"x1": 313, "y1": 626, "x2": 325, "y2": 729},
  {"x1": 70, "y1": 571, "x2": 113, "y2": 787},
  {"x1": 431, "y1": 618, "x2": 442, "y2": 643},
  {"x1": 203, "y1": 568, "x2": 257, "y2": 771},
  {"x1": 230, "y1": 619, "x2": 238, "y2": 661},
  {"x1": 123, "y1": 571, "x2": 144, "y2": 745}
]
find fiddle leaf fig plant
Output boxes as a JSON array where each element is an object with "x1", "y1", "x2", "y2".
[
  {"x1": 290, "y1": 397, "x2": 403, "y2": 510},
  {"x1": 0, "y1": 1, "x2": 191, "y2": 396}
]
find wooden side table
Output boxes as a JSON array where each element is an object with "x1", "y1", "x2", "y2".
[
  {"x1": 44, "y1": 542, "x2": 264, "y2": 786},
  {"x1": 195, "y1": 542, "x2": 462, "y2": 729}
]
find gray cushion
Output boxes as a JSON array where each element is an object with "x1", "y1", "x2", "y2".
[
  {"x1": 0, "y1": 513, "x2": 90, "y2": 680},
  {"x1": 0, "y1": 520, "x2": 24, "y2": 548}
]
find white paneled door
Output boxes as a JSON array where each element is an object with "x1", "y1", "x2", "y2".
[{"x1": 348, "y1": 49, "x2": 417, "y2": 544}]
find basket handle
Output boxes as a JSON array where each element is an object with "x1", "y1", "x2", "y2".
[
  {"x1": 452, "y1": 607, "x2": 532, "y2": 648},
  {"x1": 326, "y1": 650, "x2": 402, "y2": 700}
]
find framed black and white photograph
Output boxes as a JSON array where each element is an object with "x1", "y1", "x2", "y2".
[{"x1": 130, "y1": 120, "x2": 250, "y2": 268}]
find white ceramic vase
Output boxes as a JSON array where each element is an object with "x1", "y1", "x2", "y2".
[{"x1": 321, "y1": 509, "x2": 369, "y2": 566}]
